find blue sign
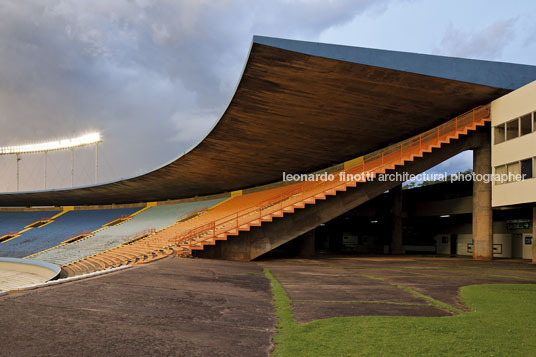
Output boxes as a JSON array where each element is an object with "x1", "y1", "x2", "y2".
[{"x1": 526, "y1": 236, "x2": 533, "y2": 245}]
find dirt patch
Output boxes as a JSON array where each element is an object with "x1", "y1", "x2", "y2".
[{"x1": 292, "y1": 301, "x2": 450, "y2": 323}]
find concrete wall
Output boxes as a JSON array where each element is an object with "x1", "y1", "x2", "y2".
[
  {"x1": 412, "y1": 197, "x2": 472, "y2": 216},
  {"x1": 492, "y1": 80, "x2": 536, "y2": 207},
  {"x1": 457, "y1": 234, "x2": 513, "y2": 258}
]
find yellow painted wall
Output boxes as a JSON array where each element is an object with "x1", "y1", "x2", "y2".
[{"x1": 491, "y1": 80, "x2": 536, "y2": 207}]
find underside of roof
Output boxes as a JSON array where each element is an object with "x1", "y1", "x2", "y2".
[{"x1": 2, "y1": 36, "x2": 536, "y2": 206}]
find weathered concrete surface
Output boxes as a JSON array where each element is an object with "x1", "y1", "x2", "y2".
[
  {"x1": 0, "y1": 257, "x2": 275, "y2": 357},
  {"x1": 197, "y1": 129, "x2": 490, "y2": 261},
  {"x1": 390, "y1": 185, "x2": 404, "y2": 255},
  {"x1": 472, "y1": 134, "x2": 493, "y2": 260},
  {"x1": 258, "y1": 256, "x2": 536, "y2": 324}
]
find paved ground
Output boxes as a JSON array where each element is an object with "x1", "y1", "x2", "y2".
[
  {"x1": 258, "y1": 256, "x2": 536, "y2": 323},
  {"x1": 0, "y1": 257, "x2": 274, "y2": 357},
  {"x1": 0, "y1": 268, "x2": 47, "y2": 292},
  {"x1": 1, "y1": 255, "x2": 535, "y2": 356}
]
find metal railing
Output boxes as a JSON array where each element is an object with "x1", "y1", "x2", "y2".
[{"x1": 169, "y1": 105, "x2": 490, "y2": 250}]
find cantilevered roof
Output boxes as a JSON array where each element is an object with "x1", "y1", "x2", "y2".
[{"x1": 2, "y1": 36, "x2": 536, "y2": 206}]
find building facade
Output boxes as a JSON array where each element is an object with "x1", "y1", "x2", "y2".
[{"x1": 492, "y1": 80, "x2": 536, "y2": 206}]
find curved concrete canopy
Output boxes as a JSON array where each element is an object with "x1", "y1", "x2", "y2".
[{"x1": 2, "y1": 36, "x2": 536, "y2": 206}]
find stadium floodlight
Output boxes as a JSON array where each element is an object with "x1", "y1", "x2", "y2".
[
  {"x1": 0, "y1": 132, "x2": 101, "y2": 155},
  {"x1": 0, "y1": 132, "x2": 102, "y2": 191}
]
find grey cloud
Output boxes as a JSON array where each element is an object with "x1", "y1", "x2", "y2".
[{"x1": 0, "y1": 0, "x2": 390, "y2": 191}]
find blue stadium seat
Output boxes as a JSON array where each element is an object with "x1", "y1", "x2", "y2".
[
  {"x1": 0, "y1": 207, "x2": 140, "y2": 258},
  {"x1": 0, "y1": 211, "x2": 57, "y2": 236}
]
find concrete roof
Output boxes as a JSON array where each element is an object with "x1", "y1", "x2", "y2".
[{"x1": 2, "y1": 36, "x2": 536, "y2": 206}]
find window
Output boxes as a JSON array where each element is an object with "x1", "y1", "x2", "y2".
[
  {"x1": 520, "y1": 114, "x2": 532, "y2": 136},
  {"x1": 521, "y1": 158, "x2": 533, "y2": 180},
  {"x1": 506, "y1": 118, "x2": 519, "y2": 140},
  {"x1": 507, "y1": 161, "x2": 521, "y2": 182},
  {"x1": 534, "y1": 112, "x2": 536, "y2": 133},
  {"x1": 495, "y1": 165, "x2": 507, "y2": 185},
  {"x1": 494, "y1": 124, "x2": 506, "y2": 144}
]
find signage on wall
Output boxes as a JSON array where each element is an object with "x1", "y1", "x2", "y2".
[
  {"x1": 468, "y1": 243, "x2": 504, "y2": 254},
  {"x1": 507, "y1": 219, "x2": 531, "y2": 230},
  {"x1": 526, "y1": 236, "x2": 533, "y2": 245},
  {"x1": 342, "y1": 234, "x2": 358, "y2": 248}
]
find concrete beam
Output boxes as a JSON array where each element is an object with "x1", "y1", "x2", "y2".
[
  {"x1": 472, "y1": 134, "x2": 493, "y2": 260},
  {"x1": 196, "y1": 128, "x2": 490, "y2": 261}
]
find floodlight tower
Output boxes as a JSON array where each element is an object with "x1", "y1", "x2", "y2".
[{"x1": 0, "y1": 132, "x2": 102, "y2": 191}]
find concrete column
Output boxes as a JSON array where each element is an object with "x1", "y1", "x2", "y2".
[
  {"x1": 391, "y1": 184, "x2": 404, "y2": 255},
  {"x1": 297, "y1": 229, "x2": 315, "y2": 258},
  {"x1": 472, "y1": 139, "x2": 493, "y2": 260},
  {"x1": 532, "y1": 207, "x2": 536, "y2": 264}
]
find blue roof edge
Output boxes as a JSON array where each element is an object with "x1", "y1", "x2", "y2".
[{"x1": 253, "y1": 35, "x2": 536, "y2": 90}]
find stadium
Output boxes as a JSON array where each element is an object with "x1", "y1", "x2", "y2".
[{"x1": 1, "y1": 36, "x2": 536, "y2": 355}]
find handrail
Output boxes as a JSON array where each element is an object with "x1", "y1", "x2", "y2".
[{"x1": 168, "y1": 105, "x2": 490, "y2": 248}]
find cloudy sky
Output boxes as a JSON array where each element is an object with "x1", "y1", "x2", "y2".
[{"x1": 0, "y1": 0, "x2": 535, "y2": 191}]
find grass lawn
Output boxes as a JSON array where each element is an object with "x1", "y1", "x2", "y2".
[{"x1": 265, "y1": 269, "x2": 536, "y2": 356}]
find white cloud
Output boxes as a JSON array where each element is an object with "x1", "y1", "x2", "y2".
[{"x1": 434, "y1": 18, "x2": 517, "y2": 60}]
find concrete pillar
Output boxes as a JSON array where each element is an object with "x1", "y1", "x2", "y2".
[
  {"x1": 391, "y1": 184, "x2": 404, "y2": 255},
  {"x1": 297, "y1": 229, "x2": 315, "y2": 258},
  {"x1": 472, "y1": 139, "x2": 493, "y2": 260},
  {"x1": 532, "y1": 207, "x2": 536, "y2": 264}
]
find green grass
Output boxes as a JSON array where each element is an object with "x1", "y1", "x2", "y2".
[{"x1": 265, "y1": 269, "x2": 536, "y2": 356}]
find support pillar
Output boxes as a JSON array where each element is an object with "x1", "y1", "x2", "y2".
[
  {"x1": 95, "y1": 142, "x2": 99, "y2": 184},
  {"x1": 472, "y1": 138, "x2": 493, "y2": 260},
  {"x1": 297, "y1": 229, "x2": 315, "y2": 258},
  {"x1": 16, "y1": 154, "x2": 20, "y2": 192},
  {"x1": 532, "y1": 207, "x2": 536, "y2": 264},
  {"x1": 44, "y1": 151, "x2": 47, "y2": 189},
  {"x1": 391, "y1": 184, "x2": 404, "y2": 255},
  {"x1": 70, "y1": 148, "x2": 74, "y2": 188}
]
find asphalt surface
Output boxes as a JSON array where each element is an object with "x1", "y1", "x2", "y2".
[
  {"x1": 0, "y1": 257, "x2": 275, "y2": 357},
  {"x1": 1, "y1": 255, "x2": 535, "y2": 355}
]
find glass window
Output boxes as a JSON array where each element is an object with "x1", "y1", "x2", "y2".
[
  {"x1": 521, "y1": 159, "x2": 533, "y2": 180},
  {"x1": 520, "y1": 114, "x2": 532, "y2": 136},
  {"x1": 506, "y1": 119, "x2": 519, "y2": 140},
  {"x1": 507, "y1": 161, "x2": 521, "y2": 182},
  {"x1": 533, "y1": 112, "x2": 536, "y2": 133},
  {"x1": 495, "y1": 165, "x2": 507, "y2": 185},
  {"x1": 494, "y1": 124, "x2": 506, "y2": 144}
]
